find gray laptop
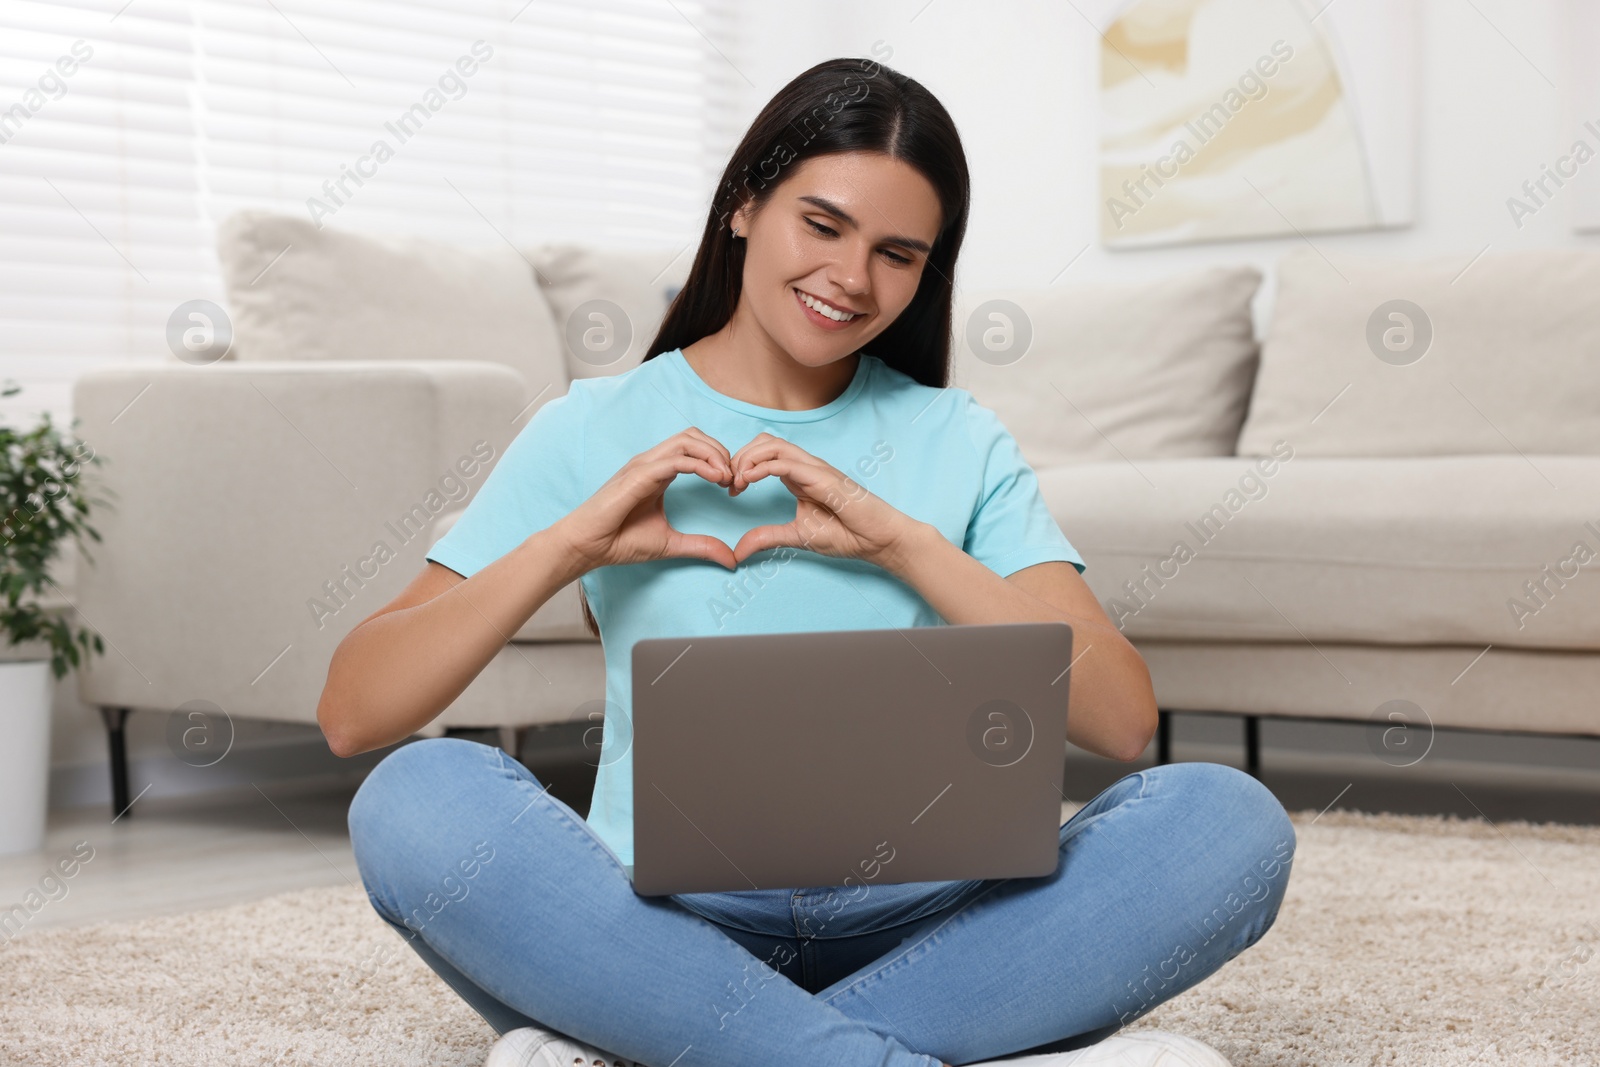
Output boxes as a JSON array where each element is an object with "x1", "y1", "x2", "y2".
[{"x1": 630, "y1": 621, "x2": 1073, "y2": 896}]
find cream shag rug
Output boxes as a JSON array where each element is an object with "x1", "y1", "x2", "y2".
[{"x1": 1, "y1": 808, "x2": 1596, "y2": 1067}]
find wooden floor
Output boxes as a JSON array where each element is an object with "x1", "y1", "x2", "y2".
[{"x1": 3, "y1": 738, "x2": 1597, "y2": 936}]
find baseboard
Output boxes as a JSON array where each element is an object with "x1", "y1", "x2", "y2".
[
  {"x1": 50, "y1": 726, "x2": 1600, "y2": 814},
  {"x1": 1114, "y1": 737, "x2": 1600, "y2": 794},
  {"x1": 48, "y1": 735, "x2": 393, "y2": 812}
]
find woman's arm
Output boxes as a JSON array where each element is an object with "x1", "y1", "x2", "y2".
[
  {"x1": 719, "y1": 434, "x2": 1159, "y2": 764},
  {"x1": 316, "y1": 426, "x2": 740, "y2": 759},
  {"x1": 879, "y1": 524, "x2": 1160, "y2": 763},
  {"x1": 316, "y1": 528, "x2": 586, "y2": 758}
]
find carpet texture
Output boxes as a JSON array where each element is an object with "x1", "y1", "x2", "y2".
[{"x1": 1, "y1": 807, "x2": 1595, "y2": 1067}]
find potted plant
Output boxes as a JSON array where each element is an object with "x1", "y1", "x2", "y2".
[{"x1": 0, "y1": 380, "x2": 105, "y2": 855}]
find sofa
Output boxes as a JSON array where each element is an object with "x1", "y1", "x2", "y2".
[
  {"x1": 71, "y1": 211, "x2": 1600, "y2": 813},
  {"x1": 955, "y1": 248, "x2": 1600, "y2": 770}
]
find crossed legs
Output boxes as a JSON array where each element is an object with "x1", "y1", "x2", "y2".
[{"x1": 348, "y1": 738, "x2": 1294, "y2": 1066}]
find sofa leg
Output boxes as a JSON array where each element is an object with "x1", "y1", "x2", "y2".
[
  {"x1": 1156, "y1": 710, "x2": 1171, "y2": 765},
  {"x1": 100, "y1": 706, "x2": 132, "y2": 819},
  {"x1": 1244, "y1": 715, "x2": 1261, "y2": 779}
]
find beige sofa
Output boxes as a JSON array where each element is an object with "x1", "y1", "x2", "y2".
[
  {"x1": 957, "y1": 248, "x2": 1600, "y2": 771},
  {"x1": 72, "y1": 213, "x2": 1600, "y2": 813}
]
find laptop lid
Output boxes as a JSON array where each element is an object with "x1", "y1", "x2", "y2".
[{"x1": 630, "y1": 621, "x2": 1073, "y2": 896}]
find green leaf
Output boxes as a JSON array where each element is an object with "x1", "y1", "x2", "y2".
[{"x1": 0, "y1": 386, "x2": 108, "y2": 677}]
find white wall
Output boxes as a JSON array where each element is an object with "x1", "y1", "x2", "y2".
[{"x1": 745, "y1": 0, "x2": 1595, "y2": 303}]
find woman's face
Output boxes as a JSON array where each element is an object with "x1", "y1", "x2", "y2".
[{"x1": 729, "y1": 150, "x2": 943, "y2": 369}]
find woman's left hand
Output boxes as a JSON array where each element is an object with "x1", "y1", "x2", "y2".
[{"x1": 725, "y1": 433, "x2": 921, "y2": 570}]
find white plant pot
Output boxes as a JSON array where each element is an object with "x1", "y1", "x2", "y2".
[{"x1": 0, "y1": 659, "x2": 53, "y2": 856}]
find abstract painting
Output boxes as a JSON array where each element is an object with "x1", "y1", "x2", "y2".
[{"x1": 1093, "y1": 0, "x2": 1417, "y2": 248}]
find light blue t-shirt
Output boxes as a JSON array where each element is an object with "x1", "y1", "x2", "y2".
[{"x1": 424, "y1": 347, "x2": 1086, "y2": 876}]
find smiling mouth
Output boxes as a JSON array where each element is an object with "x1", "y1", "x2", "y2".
[{"x1": 793, "y1": 286, "x2": 863, "y2": 324}]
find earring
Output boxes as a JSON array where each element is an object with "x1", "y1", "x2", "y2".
[{"x1": 732, "y1": 226, "x2": 741, "y2": 237}]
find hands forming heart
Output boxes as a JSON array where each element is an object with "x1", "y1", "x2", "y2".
[{"x1": 553, "y1": 427, "x2": 920, "y2": 575}]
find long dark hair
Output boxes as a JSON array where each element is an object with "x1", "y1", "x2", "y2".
[
  {"x1": 576, "y1": 54, "x2": 971, "y2": 638},
  {"x1": 649, "y1": 54, "x2": 970, "y2": 381}
]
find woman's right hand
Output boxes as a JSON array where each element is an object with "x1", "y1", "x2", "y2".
[{"x1": 551, "y1": 427, "x2": 739, "y2": 573}]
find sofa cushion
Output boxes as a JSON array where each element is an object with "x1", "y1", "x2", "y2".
[
  {"x1": 950, "y1": 265, "x2": 1262, "y2": 467},
  {"x1": 215, "y1": 211, "x2": 570, "y2": 400},
  {"x1": 1237, "y1": 246, "x2": 1600, "y2": 457},
  {"x1": 526, "y1": 244, "x2": 692, "y2": 381},
  {"x1": 1045, "y1": 453, "x2": 1600, "y2": 651}
]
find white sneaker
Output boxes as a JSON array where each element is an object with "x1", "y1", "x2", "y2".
[
  {"x1": 482, "y1": 1025, "x2": 1226, "y2": 1067},
  {"x1": 967, "y1": 1028, "x2": 1232, "y2": 1066},
  {"x1": 483, "y1": 1025, "x2": 644, "y2": 1067}
]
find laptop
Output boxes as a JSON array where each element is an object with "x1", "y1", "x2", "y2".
[{"x1": 630, "y1": 621, "x2": 1073, "y2": 896}]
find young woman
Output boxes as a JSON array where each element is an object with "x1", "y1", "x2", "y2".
[{"x1": 322, "y1": 57, "x2": 1295, "y2": 1067}]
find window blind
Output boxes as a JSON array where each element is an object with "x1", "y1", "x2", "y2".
[{"x1": 0, "y1": 0, "x2": 744, "y2": 428}]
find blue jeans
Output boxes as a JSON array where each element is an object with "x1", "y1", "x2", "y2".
[{"x1": 348, "y1": 738, "x2": 1295, "y2": 1067}]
